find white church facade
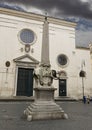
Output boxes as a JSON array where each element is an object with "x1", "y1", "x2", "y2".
[{"x1": 0, "y1": 8, "x2": 92, "y2": 99}]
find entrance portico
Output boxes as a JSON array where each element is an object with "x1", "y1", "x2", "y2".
[{"x1": 13, "y1": 54, "x2": 39, "y2": 96}]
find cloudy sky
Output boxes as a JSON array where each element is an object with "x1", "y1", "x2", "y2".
[{"x1": 0, "y1": 0, "x2": 92, "y2": 47}]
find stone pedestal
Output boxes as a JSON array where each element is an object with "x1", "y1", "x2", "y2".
[{"x1": 24, "y1": 87, "x2": 68, "y2": 121}]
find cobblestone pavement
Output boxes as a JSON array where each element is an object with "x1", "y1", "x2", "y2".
[{"x1": 0, "y1": 101, "x2": 92, "y2": 130}]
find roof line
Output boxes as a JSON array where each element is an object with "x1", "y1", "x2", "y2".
[{"x1": 0, "y1": 7, "x2": 77, "y2": 28}]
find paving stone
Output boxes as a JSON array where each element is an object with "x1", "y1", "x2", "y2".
[{"x1": 0, "y1": 101, "x2": 92, "y2": 130}]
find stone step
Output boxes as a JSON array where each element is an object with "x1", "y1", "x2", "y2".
[
  {"x1": 0, "y1": 96, "x2": 77, "y2": 102},
  {"x1": 55, "y1": 96, "x2": 77, "y2": 101}
]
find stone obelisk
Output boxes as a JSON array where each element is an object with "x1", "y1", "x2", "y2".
[
  {"x1": 23, "y1": 17, "x2": 68, "y2": 121},
  {"x1": 41, "y1": 17, "x2": 50, "y2": 66}
]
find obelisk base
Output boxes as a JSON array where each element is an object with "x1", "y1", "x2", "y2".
[{"x1": 24, "y1": 87, "x2": 68, "y2": 121}]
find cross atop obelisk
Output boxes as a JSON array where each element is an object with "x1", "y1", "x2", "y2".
[{"x1": 41, "y1": 16, "x2": 50, "y2": 66}]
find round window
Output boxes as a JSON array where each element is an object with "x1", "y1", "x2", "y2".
[
  {"x1": 19, "y1": 29, "x2": 36, "y2": 45},
  {"x1": 57, "y1": 54, "x2": 68, "y2": 67}
]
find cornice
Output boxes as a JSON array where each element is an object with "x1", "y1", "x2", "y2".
[
  {"x1": 0, "y1": 7, "x2": 77, "y2": 28},
  {"x1": 76, "y1": 46, "x2": 89, "y2": 50},
  {"x1": 0, "y1": 7, "x2": 45, "y2": 22},
  {"x1": 48, "y1": 17, "x2": 77, "y2": 28}
]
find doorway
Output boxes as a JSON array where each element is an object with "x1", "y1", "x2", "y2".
[
  {"x1": 59, "y1": 79, "x2": 67, "y2": 96},
  {"x1": 17, "y1": 68, "x2": 34, "y2": 96}
]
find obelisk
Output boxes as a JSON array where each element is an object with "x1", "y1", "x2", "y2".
[
  {"x1": 23, "y1": 17, "x2": 68, "y2": 121},
  {"x1": 41, "y1": 17, "x2": 50, "y2": 66}
]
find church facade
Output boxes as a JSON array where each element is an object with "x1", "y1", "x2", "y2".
[{"x1": 0, "y1": 8, "x2": 92, "y2": 99}]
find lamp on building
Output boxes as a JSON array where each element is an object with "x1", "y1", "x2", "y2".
[{"x1": 79, "y1": 60, "x2": 86, "y2": 100}]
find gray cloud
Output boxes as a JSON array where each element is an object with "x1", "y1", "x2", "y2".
[
  {"x1": 0, "y1": 0, "x2": 92, "y2": 19},
  {"x1": 76, "y1": 30, "x2": 92, "y2": 47},
  {"x1": 30, "y1": 0, "x2": 92, "y2": 19}
]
